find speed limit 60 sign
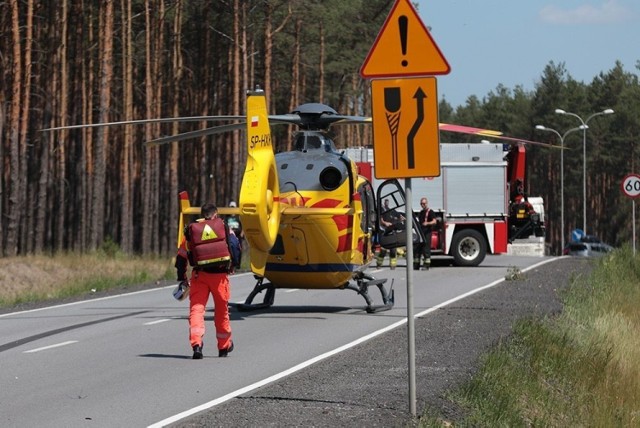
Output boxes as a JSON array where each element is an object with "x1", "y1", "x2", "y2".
[{"x1": 622, "y1": 174, "x2": 640, "y2": 198}]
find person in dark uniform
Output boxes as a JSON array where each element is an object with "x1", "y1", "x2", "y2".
[
  {"x1": 377, "y1": 199, "x2": 405, "y2": 269},
  {"x1": 415, "y1": 197, "x2": 437, "y2": 270}
]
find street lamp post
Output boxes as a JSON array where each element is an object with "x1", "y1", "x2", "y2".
[
  {"x1": 535, "y1": 125, "x2": 584, "y2": 252},
  {"x1": 555, "y1": 108, "x2": 615, "y2": 235}
]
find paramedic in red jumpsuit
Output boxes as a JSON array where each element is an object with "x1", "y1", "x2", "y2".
[{"x1": 176, "y1": 203, "x2": 236, "y2": 359}]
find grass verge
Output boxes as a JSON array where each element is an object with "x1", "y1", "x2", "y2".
[
  {"x1": 0, "y1": 251, "x2": 174, "y2": 308},
  {"x1": 421, "y1": 246, "x2": 640, "y2": 426}
]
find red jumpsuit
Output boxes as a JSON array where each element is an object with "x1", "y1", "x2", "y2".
[
  {"x1": 187, "y1": 270, "x2": 231, "y2": 351},
  {"x1": 176, "y1": 218, "x2": 234, "y2": 352}
]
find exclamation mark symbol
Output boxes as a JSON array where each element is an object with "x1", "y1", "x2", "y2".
[{"x1": 399, "y1": 15, "x2": 408, "y2": 67}]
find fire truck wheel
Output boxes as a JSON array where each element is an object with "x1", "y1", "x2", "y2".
[{"x1": 451, "y1": 229, "x2": 487, "y2": 267}]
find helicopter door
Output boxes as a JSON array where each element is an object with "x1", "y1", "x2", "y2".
[{"x1": 375, "y1": 179, "x2": 425, "y2": 250}]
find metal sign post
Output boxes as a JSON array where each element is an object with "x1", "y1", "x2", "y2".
[
  {"x1": 621, "y1": 173, "x2": 640, "y2": 255},
  {"x1": 405, "y1": 180, "x2": 416, "y2": 416}
]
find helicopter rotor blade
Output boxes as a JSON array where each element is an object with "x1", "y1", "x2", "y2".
[
  {"x1": 331, "y1": 116, "x2": 371, "y2": 125},
  {"x1": 438, "y1": 123, "x2": 562, "y2": 149},
  {"x1": 40, "y1": 115, "x2": 246, "y2": 132},
  {"x1": 145, "y1": 122, "x2": 247, "y2": 146}
]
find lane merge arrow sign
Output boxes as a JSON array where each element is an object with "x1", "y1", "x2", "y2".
[{"x1": 371, "y1": 78, "x2": 440, "y2": 179}]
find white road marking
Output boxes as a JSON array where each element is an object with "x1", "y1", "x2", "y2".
[
  {"x1": 24, "y1": 340, "x2": 78, "y2": 353},
  {"x1": 144, "y1": 319, "x2": 173, "y2": 326},
  {"x1": 149, "y1": 258, "x2": 557, "y2": 428}
]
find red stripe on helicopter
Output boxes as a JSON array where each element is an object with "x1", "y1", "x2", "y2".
[
  {"x1": 250, "y1": 115, "x2": 259, "y2": 127},
  {"x1": 311, "y1": 199, "x2": 349, "y2": 232},
  {"x1": 336, "y1": 233, "x2": 352, "y2": 252},
  {"x1": 310, "y1": 198, "x2": 352, "y2": 251},
  {"x1": 356, "y1": 236, "x2": 366, "y2": 253},
  {"x1": 311, "y1": 198, "x2": 342, "y2": 208},
  {"x1": 335, "y1": 207, "x2": 354, "y2": 252}
]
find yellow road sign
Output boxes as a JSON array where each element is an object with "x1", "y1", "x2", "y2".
[
  {"x1": 371, "y1": 77, "x2": 440, "y2": 179},
  {"x1": 360, "y1": 0, "x2": 450, "y2": 78}
]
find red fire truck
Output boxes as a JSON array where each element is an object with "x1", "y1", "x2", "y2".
[{"x1": 346, "y1": 143, "x2": 545, "y2": 266}]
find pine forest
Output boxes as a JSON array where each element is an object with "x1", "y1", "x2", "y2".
[{"x1": 1, "y1": 0, "x2": 639, "y2": 257}]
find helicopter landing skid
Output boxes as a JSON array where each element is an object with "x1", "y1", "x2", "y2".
[
  {"x1": 345, "y1": 273, "x2": 394, "y2": 313},
  {"x1": 235, "y1": 277, "x2": 276, "y2": 311}
]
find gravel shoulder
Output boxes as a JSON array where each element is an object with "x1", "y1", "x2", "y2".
[{"x1": 174, "y1": 257, "x2": 593, "y2": 427}]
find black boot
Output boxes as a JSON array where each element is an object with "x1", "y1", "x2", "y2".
[
  {"x1": 192, "y1": 344, "x2": 203, "y2": 359},
  {"x1": 218, "y1": 341, "x2": 234, "y2": 357}
]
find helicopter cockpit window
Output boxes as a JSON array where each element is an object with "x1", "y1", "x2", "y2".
[
  {"x1": 358, "y1": 182, "x2": 376, "y2": 233},
  {"x1": 308, "y1": 136, "x2": 321, "y2": 149},
  {"x1": 294, "y1": 134, "x2": 323, "y2": 151}
]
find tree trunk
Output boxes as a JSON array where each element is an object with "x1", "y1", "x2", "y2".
[
  {"x1": 35, "y1": 113, "x2": 51, "y2": 254},
  {"x1": 18, "y1": 0, "x2": 34, "y2": 253},
  {"x1": 90, "y1": 0, "x2": 114, "y2": 251},
  {"x1": 79, "y1": 4, "x2": 96, "y2": 252},
  {"x1": 5, "y1": 0, "x2": 24, "y2": 256},
  {"x1": 120, "y1": 0, "x2": 134, "y2": 254},
  {"x1": 263, "y1": 1, "x2": 291, "y2": 116},
  {"x1": 168, "y1": 0, "x2": 183, "y2": 254},
  {"x1": 318, "y1": 23, "x2": 324, "y2": 104},
  {"x1": 229, "y1": 0, "x2": 241, "y2": 205},
  {"x1": 55, "y1": 0, "x2": 69, "y2": 253},
  {"x1": 142, "y1": 0, "x2": 164, "y2": 253},
  {"x1": 286, "y1": 18, "x2": 302, "y2": 152}
]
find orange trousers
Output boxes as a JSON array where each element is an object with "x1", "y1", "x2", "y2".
[{"x1": 188, "y1": 270, "x2": 232, "y2": 351}]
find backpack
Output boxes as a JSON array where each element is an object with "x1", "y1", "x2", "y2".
[{"x1": 228, "y1": 233, "x2": 241, "y2": 268}]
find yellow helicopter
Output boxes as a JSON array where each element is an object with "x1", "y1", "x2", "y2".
[{"x1": 170, "y1": 89, "x2": 412, "y2": 313}]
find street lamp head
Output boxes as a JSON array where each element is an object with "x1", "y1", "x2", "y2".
[
  {"x1": 535, "y1": 125, "x2": 546, "y2": 130},
  {"x1": 603, "y1": 108, "x2": 614, "y2": 115},
  {"x1": 555, "y1": 108, "x2": 566, "y2": 114}
]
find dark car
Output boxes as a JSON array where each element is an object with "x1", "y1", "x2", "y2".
[{"x1": 564, "y1": 241, "x2": 613, "y2": 257}]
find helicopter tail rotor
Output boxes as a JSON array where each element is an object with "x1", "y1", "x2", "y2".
[{"x1": 239, "y1": 90, "x2": 281, "y2": 276}]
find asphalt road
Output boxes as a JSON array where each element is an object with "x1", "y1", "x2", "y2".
[{"x1": 0, "y1": 255, "x2": 589, "y2": 427}]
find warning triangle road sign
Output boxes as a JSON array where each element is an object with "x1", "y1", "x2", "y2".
[{"x1": 360, "y1": 0, "x2": 450, "y2": 78}]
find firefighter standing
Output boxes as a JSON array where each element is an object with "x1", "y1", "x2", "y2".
[
  {"x1": 377, "y1": 199, "x2": 405, "y2": 269},
  {"x1": 415, "y1": 197, "x2": 437, "y2": 270},
  {"x1": 176, "y1": 203, "x2": 237, "y2": 359}
]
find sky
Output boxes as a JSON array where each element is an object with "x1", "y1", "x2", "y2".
[{"x1": 414, "y1": 0, "x2": 639, "y2": 108}]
